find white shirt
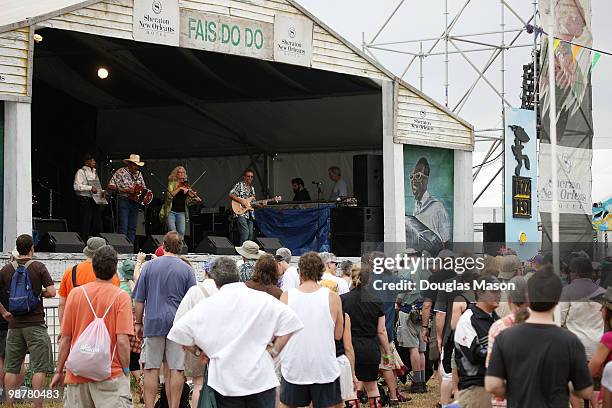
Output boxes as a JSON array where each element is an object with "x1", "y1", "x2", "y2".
[
  {"x1": 602, "y1": 361, "x2": 612, "y2": 391},
  {"x1": 321, "y1": 272, "x2": 349, "y2": 295},
  {"x1": 281, "y1": 287, "x2": 340, "y2": 384},
  {"x1": 280, "y1": 266, "x2": 300, "y2": 291},
  {"x1": 167, "y1": 282, "x2": 303, "y2": 396},
  {"x1": 330, "y1": 178, "x2": 348, "y2": 200},
  {"x1": 174, "y1": 280, "x2": 218, "y2": 323},
  {"x1": 73, "y1": 166, "x2": 100, "y2": 197}
]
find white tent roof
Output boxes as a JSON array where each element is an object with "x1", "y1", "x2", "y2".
[{"x1": 0, "y1": 0, "x2": 99, "y2": 32}]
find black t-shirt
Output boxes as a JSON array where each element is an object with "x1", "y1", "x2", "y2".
[
  {"x1": 172, "y1": 190, "x2": 186, "y2": 212},
  {"x1": 293, "y1": 189, "x2": 311, "y2": 202},
  {"x1": 341, "y1": 288, "x2": 384, "y2": 338},
  {"x1": 435, "y1": 276, "x2": 475, "y2": 344},
  {"x1": 487, "y1": 323, "x2": 593, "y2": 408},
  {"x1": 422, "y1": 269, "x2": 457, "y2": 304},
  {"x1": 0, "y1": 260, "x2": 54, "y2": 329}
]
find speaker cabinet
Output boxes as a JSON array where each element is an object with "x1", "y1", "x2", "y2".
[
  {"x1": 35, "y1": 232, "x2": 85, "y2": 253},
  {"x1": 483, "y1": 223, "x2": 505, "y2": 256},
  {"x1": 353, "y1": 154, "x2": 383, "y2": 207},
  {"x1": 331, "y1": 233, "x2": 383, "y2": 257},
  {"x1": 100, "y1": 233, "x2": 134, "y2": 254},
  {"x1": 195, "y1": 236, "x2": 235, "y2": 255},
  {"x1": 331, "y1": 207, "x2": 383, "y2": 235},
  {"x1": 142, "y1": 235, "x2": 188, "y2": 254},
  {"x1": 256, "y1": 237, "x2": 283, "y2": 254}
]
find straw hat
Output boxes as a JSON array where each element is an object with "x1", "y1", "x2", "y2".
[
  {"x1": 235, "y1": 240, "x2": 265, "y2": 260},
  {"x1": 83, "y1": 237, "x2": 106, "y2": 258},
  {"x1": 123, "y1": 154, "x2": 144, "y2": 167}
]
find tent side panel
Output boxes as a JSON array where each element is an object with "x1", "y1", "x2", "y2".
[
  {"x1": 0, "y1": 27, "x2": 31, "y2": 102},
  {"x1": 395, "y1": 85, "x2": 473, "y2": 151}
]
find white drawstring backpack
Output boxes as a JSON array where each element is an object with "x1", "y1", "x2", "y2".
[{"x1": 65, "y1": 286, "x2": 121, "y2": 381}]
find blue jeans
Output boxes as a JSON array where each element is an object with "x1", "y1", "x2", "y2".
[
  {"x1": 236, "y1": 216, "x2": 253, "y2": 245},
  {"x1": 118, "y1": 198, "x2": 139, "y2": 243},
  {"x1": 167, "y1": 211, "x2": 186, "y2": 238}
]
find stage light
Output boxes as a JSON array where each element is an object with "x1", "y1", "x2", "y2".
[
  {"x1": 97, "y1": 67, "x2": 109, "y2": 79},
  {"x1": 33, "y1": 34, "x2": 43, "y2": 43}
]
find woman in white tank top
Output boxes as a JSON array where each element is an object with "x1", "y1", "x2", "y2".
[{"x1": 280, "y1": 252, "x2": 344, "y2": 408}]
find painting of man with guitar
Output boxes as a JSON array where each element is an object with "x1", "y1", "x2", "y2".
[
  {"x1": 107, "y1": 154, "x2": 152, "y2": 243},
  {"x1": 229, "y1": 169, "x2": 281, "y2": 245}
]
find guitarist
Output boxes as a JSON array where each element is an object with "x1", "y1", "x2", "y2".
[
  {"x1": 229, "y1": 169, "x2": 266, "y2": 245},
  {"x1": 107, "y1": 154, "x2": 147, "y2": 243}
]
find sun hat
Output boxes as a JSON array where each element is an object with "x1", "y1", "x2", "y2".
[
  {"x1": 83, "y1": 237, "x2": 106, "y2": 258},
  {"x1": 123, "y1": 153, "x2": 144, "y2": 167},
  {"x1": 500, "y1": 255, "x2": 522, "y2": 280},
  {"x1": 121, "y1": 260, "x2": 136, "y2": 280},
  {"x1": 235, "y1": 240, "x2": 265, "y2": 260}
]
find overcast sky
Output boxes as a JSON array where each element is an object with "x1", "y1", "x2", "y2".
[{"x1": 295, "y1": 0, "x2": 612, "y2": 206}]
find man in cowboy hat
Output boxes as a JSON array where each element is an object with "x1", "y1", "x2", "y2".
[
  {"x1": 235, "y1": 240, "x2": 265, "y2": 282},
  {"x1": 108, "y1": 154, "x2": 147, "y2": 243}
]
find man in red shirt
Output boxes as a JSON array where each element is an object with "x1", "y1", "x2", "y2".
[{"x1": 52, "y1": 245, "x2": 134, "y2": 407}]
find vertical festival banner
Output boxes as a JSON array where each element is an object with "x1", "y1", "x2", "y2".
[
  {"x1": 538, "y1": 0, "x2": 594, "y2": 247},
  {"x1": 403, "y1": 146, "x2": 454, "y2": 255},
  {"x1": 504, "y1": 108, "x2": 538, "y2": 259}
]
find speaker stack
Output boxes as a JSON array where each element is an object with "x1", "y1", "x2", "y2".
[
  {"x1": 195, "y1": 236, "x2": 235, "y2": 255},
  {"x1": 331, "y1": 207, "x2": 383, "y2": 256},
  {"x1": 100, "y1": 233, "x2": 134, "y2": 254},
  {"x1": 482, "y1": 223, "x2": 505, "y2": 256},
  {"x1": 256, "y1": 237, "x2": 283, "y2": 254},
  {"x1": 35, "y1": 232, "x2": 86, "y2": 253},
  {"x1": 353, "y1": 154, "x2": 383, "y2": 207},
  {"x1": 142, "y1": 235, "x2": 188, "y2": 254}
]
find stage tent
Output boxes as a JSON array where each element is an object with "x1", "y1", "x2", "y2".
[{"x1": 0, "y1": 0, "x2": 474, "y2": 251}]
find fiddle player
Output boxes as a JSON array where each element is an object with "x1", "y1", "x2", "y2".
[
  {"x1": 107, "y1": 154, "x2": 147, "y2": 243},
  {"x1": 159, "y1": 165, "x2": 202, "y2": 239}
]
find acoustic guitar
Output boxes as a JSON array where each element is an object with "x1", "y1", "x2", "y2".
[{"x1": 232, "y1": 196, "x2": 281, "y2": 216}]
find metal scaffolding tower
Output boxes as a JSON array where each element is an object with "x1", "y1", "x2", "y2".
[{"x1": 363, "y1": 0, "x2": 539, "y2": 204}]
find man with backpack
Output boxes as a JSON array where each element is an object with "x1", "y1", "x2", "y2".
[
  {"x1": 51, "y1": 245, "x2": 134, "y2": 407},
  {"x1": 0, "y1": 234, "x2": 55, "y2": 408},
  {"x1": 58, "y1": 237, "x2": 120, "y2": 326}
]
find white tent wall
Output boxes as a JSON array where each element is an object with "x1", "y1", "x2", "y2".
[{"x1": 269, "y1": 150, "x2": 381, "y2": 202}]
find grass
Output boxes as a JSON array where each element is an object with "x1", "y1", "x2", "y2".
[{"x1": 1, "y1": 376, "x2": 441, "y2": 408}]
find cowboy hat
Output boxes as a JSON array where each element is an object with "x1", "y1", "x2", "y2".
[
  {"x1": 235, "y1": 240, "x2": 266, "y2": 260},
  {"x1": 123, "y1": 154, "x2": 144, "y2": 167}
]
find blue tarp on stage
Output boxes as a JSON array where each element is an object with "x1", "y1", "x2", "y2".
[{"x1": 255, "y1": 205, "x2": 333, "y2": 255}]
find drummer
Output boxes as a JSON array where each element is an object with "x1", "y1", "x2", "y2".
[{"x1": 108, "y1": 153, "x2": 147, "y2": 243}]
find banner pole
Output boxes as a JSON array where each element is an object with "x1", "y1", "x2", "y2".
[{"x1": 547, "y1": 0, "x2": 560, "y2": 274}]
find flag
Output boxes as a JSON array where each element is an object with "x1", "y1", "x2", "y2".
[
  {"x1": 553, "y1": 38, "x2": 561, "y2": 50},
  {"x1": 572, "y1": 44, "x2": 581, "y2": 61},
  {"x1": 592, "y1": 52, "x2": 601, "y2": 70}
]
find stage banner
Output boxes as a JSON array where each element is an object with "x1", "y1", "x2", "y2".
[
  {"x1": 273, "y1": 14, "x2": 314, "y2": 67},
  {"x1": 504, "y1": 108, "x2": 538, "y2": 259},
  {"x1": 133, "y1": 0, "x2": 180, "y2": 47},
  {"x1": 255, "y1": 204, "x2": 333, "y2": 255},
  {"x1": 403, "y1": 145, "x2": 453, "y2": 255},
  {"x1": 593, "y1": 197, "x2": 612, "y2": 231},
  {"x1": 539, "y1": 0, "x2": 594, "y2": 244}
]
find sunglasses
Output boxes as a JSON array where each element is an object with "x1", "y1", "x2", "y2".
[{"x1": 410, "y1": 172, "x2": 428, "y2": 181}]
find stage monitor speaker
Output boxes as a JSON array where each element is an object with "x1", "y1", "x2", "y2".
[
  {"x1": 353, "y1": 155, "x2": 383, "y2": 207},
  {"x1": 331, "y1": 207, "x2": 383, "y2": 235},
  {"x1": 100, "y1": 233, "x2": 133, "y2": 254},
  {"x1": 331, "y1": 233, "x2": 383, "y2": 257},
  {"x1": 36, "y1": 232, "x2": 85, "y2": 253},
  {"x1": 482, "y1": 223, "x2": 505, "y2": 256},
  {"x1": 256, "y1": 237, "x2": 283, "y2": 254},
  {"x1": 142, "y1": 235, "x2": 188, "y2": 254},
  {"x1": 195, "y1": 236, "x2": 235, "y2": 255},
  {"x1": 32, "y1": 218, "x2": 68, "y2": 234}
]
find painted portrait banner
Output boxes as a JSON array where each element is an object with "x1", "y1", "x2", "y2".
[
  {"x1": 539, "y1": 0, "x2": 594, "y2": 245},
  {"x1": 404, "y1": 145, "x2": 453, "y2": 255}
]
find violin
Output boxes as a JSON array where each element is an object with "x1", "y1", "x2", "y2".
[{"x1": 178, "y1": 181, "x2": 203, "y2": 202}]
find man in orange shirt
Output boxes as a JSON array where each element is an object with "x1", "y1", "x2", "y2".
[
  {"x1": 51, "y1": 245, "x2": 134, "y2": 407},
  {"x1": 58, "y1": 237, "x2": 119, "y2": 325}
]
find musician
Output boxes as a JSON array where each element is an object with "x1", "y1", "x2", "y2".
[
  {"x1": 107, "y1": 154, "x2": 147, "y2": 243},
  {"x1": 291, "y1": 178, "x2": 311, "y2": 202},
  {"x1": 159, "y1": 166, "x2": 202, "y2": 239},
  {"x1": 73, "y1": 153, "x2": 103, "y2": 240},
  {"x1": 328, "y1": 166, "x2": 348, "y2": 200},
  {"x1": 406, "y1": 157, "x2": 450, "y2": 244},
  {"x1": 229, "y1": 169, "x2": 264, "y2": 245}
]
